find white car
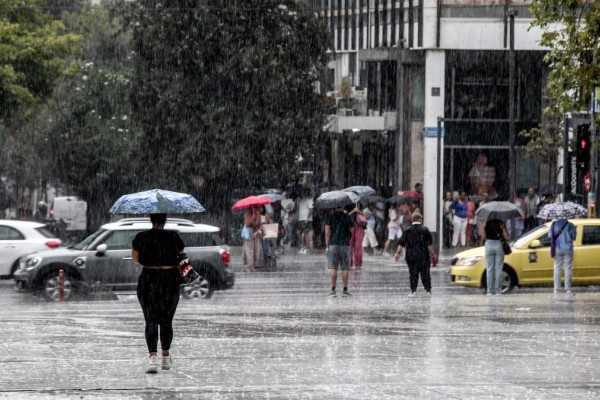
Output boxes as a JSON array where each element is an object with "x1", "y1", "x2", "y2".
[{"x1": 0, "y1": 220, "x2": 62, "y2": 278}]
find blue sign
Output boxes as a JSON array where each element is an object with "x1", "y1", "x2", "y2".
[{"x1": 424, "y1": 127, "x2": 445, "y2": 138}]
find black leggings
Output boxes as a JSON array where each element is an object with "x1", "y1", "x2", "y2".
[{"x1": 137, "y1": 268, "x2": 180, "y2": 353}]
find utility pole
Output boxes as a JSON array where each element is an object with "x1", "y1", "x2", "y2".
[{"x1": 508, "y1": 8, "x2": 517, "y2": 235}]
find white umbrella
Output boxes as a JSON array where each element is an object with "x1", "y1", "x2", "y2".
[{"x1": 537, "y1": 202, "x2": 587, "y2": 220}]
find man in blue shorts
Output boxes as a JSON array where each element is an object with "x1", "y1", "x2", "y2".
[{"x1": 324, "y1": 204, "x2": 355, "y2": 297}]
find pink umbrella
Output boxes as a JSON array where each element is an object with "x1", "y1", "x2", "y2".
[{"x1": 231, "y1": 195, "x2": 273, "y2": 210}]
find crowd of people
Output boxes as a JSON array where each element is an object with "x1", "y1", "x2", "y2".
[{"x1": 442, "y1": 187, "x2": 557, "y2": 249}]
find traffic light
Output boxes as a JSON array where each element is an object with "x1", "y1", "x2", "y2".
[{"x1": 576, "y1": 124, "x2": 591, "y2": 170}]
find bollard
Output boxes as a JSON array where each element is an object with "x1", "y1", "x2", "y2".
[{"x1": 58, "y1": 268, "x2": 65, "y2": 302}]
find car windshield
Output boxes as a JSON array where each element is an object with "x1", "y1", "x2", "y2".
[
  {"x1": 36, "y1": 226, "x2": 59, "y2": 238},
  {"x1": 513, "y1": 224, "x2": 549, "y2": 248},
  {"x1": 72, "y1": 229, "x2": 107, "y2": 250}
]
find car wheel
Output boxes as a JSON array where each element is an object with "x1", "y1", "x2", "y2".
[
  {"x1": 43, "y1": 270, "x2": 76, "y2": 302},
  {"x1": 180, "y1": 273, "x2": 213, "y2": 300},
  {"x1": 500, "y1": 268, "x2": 516, "y2": 294}
]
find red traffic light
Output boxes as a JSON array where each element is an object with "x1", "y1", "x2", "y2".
[{"x1": 580, "y1": 138, "x2": 588, "y2": 149}]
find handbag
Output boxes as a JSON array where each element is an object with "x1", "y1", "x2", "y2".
[
  {"x1": 501, "y1": 237, "x2": 512, "y2": 255},
  {"x1": 178, "y1": 253, "x2": 200, "y2": 286}
]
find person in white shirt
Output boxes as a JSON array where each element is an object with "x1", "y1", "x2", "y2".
[{"x1": 296, "y1": 192, "x2": 314, "y2": 253}]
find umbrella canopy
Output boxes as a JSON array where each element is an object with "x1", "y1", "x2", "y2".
[
  {"x1": 475, "y1": 201, "x2": 523, "y2": 221},
  {"x1": 231, "y1": 195, "x2": 273, "y2": 210},
  {"x1": 386, "y1": 195, "x2": 418, "y2": 205},
  {"x1": 262, "y1": 193, "x2": 284, "y2": 202},
  {"x1": 397, "y1": 190, "x2": 423, "y2": 200},
  {"x1": 362, "y1": 195, "x2": 386, "y2": 204},
  {"x1": 314, "y1": 190, "x2": 360, "y2": 209},
  {"x1": 537, "y1": 201, "x2": 588, "y2": 220},
  {"x1": 109, "y1": 189, "x2": 206, "y2": 215},
  {"x1": 342, "y1": 186, "x2": 376, "y2": 199}
]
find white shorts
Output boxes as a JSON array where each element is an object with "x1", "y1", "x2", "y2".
[
  {"x1": 388, "y1": 226, "x2": 401, "y2": 240},
  {"x1": 362, "y1": 227, "x2": 378, "y2": 248}
]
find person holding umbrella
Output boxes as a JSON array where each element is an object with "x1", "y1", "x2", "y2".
[
  {"x1": 243, "y1": 205, "x2": 265, "y2": 272},
  {"x1": 110, "y1": 188, "x2": 206, "y2": 374},
  {"x1": 548, "y1": 218, "x2": 577, "y2": 295},
  {"x1": 480, "y1": 218, "x2": 509, "y2": 295},
  {"x1": 132, "y1": 213, "x2": 185, "y2": 373},
  {"x1": 324, "y1": 204, "x2": 355, "y2": 297}
]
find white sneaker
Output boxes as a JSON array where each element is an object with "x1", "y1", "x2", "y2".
[
  {"x1": 146, "y1": 355, "x2": 159, "y2": 373},
  {"x1": 408, "y1": 292, "x2": 416, "y2": 298},
  {"x1": 162, "y1": 355, "x2": 172, "y2": 370}
]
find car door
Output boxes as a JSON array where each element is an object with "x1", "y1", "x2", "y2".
[
  {"x1": 517, "y1": 228, "x2": 554, "y2": 284},
  {"x1": 85, "y1": 230, "x2": 142, "y2": 287},
  {"x1": 573, "y1": 224, "x2": 600, "y2": 284},
  {"x1": 0, "y1": 225, "x2": 24, "y2": 276}
]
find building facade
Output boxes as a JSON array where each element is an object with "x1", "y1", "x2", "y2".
[{"x1": 312, "y1": 0, "x2": 548, "y2": 241}]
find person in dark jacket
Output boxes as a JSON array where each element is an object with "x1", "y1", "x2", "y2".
[
  {"x1": 132, "y1": 213, "x2": 185, "y2": 373},
  {"x1": 394, "y1": 212, "x2": 437, "y2": 296}
]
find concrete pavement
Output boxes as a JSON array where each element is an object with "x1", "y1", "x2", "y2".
[{"x1": 2, "y1": 244, "x2": 600, "y2": 399}]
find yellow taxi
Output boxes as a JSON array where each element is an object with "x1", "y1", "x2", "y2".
[{"x1": 449, "y1": 219, "x2": 600, "y2": 293}]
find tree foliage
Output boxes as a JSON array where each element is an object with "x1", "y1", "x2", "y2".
[
  {"x1": 127, "y1": 0, "x2": 331, "y2": 207},
  {"x1": 0, "y1": 0, "x2": 82, "y2": 123},
  {"x1": 36, "y1": 2, "x2": 140, "y2": 229},
  {"x1": 530, "y1": 0, "x2": 599, "y2": 117},
  {"x1": 521, "y1": 1, "x2": 599, "y2": 175}
]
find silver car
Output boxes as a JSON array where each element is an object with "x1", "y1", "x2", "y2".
[{"x1": 13, "y1": 218, "x2": 234, "y2": 301}]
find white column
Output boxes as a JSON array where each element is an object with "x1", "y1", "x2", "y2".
[
  {"x1": 422, "y1": 0, "x2": 439, "y2": 49},
  {"x1": 423, "y1": 50, "x2": 445, "y2": 238}
]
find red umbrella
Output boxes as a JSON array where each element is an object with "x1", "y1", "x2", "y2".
[
  {"x1": 231, "y1": 195, "x2": 273, "y2": 210},
  {"x1": 397, "y1": 190, "x2": 423, "y2": 200}
]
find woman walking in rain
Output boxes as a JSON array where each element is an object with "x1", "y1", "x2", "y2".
[
  {"x1": 243, "y1": 205, "x2": 265, "y2": 272},
  {"x1": 132, "y1": 213, "x2": 185, "y2": 373},
  {"x1": 480, "y1": 218, "x2": 509, "y2": 295}
]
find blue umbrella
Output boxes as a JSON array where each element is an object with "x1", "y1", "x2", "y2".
[{"x1": 109, "y1": 189, "x2": 206, "y2": 214}]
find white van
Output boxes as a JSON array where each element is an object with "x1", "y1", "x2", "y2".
[{"x1": 49, "y1": 196, "x2": 87, "y2": 231}]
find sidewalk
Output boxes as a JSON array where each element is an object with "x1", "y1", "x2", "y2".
[{"x1": 228, "y1": 244, "x2": 465, "y2": 272}]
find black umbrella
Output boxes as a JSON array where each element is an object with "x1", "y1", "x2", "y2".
[{"x1": 314, "y1": 190, "x2": 360, "y2": 209}]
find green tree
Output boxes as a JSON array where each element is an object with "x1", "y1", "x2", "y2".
[
  {"x1": 35, "y1": 2, "x2": 140, "y2": 230},
  {"x1": 530, "y1": 0, "x2": 599, "y2": 117},
  {"x1": 521, "y1": 1, "x2": 599, "y2": 182},
  {"x1": 127, "y1": 0, "x2": 331, "y2": 208},
  {"x1": 0, "y1": 0, "x2": 82, "y2": 123}
]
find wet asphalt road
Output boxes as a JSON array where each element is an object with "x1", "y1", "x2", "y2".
[{"x1": 1, "y1": 250, "x2": 600, "y2": 399}]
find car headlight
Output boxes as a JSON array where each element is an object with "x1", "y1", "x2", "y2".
[
  {"x1": 456, "y1": 256, "x2": 482, "y2": 266},
  {"x1": 26, "y1": 256, "x2": 43, "y2": 270}
]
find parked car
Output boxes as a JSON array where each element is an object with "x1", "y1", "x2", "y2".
[
  {"x1": 13, "y1": 218, "x2": 234, "y2": 301},
  {"x1": 450, "y1": 219, "x2": 600, "y2": 293},
  {"x1": 0, "y1": 220, "x2": 62, "y2": 279}
]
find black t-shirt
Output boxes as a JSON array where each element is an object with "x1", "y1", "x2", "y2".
[
  {"x1": 324, "y1": 211, "x2": 354, "y2": 246},
  {"x1": 484, "y1": 219, "x2": 504, "y2": 240},
  {"x1": 132, "y1": 229, "x2": 185, "y2": 267},
  {"x1": 397, "y1": 223, "x2": 433, "y2": 264}
]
